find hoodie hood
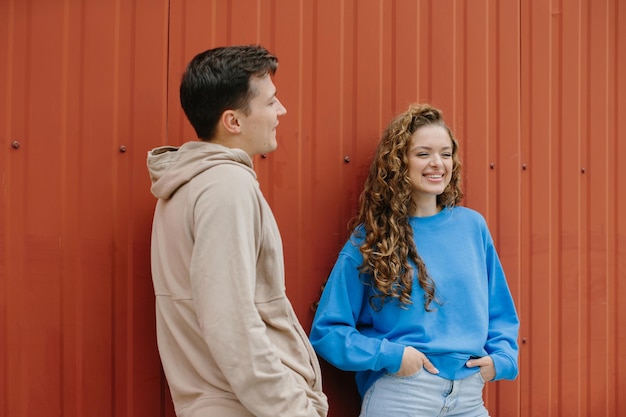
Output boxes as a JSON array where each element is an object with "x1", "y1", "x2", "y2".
[{"x1": 147, "y1": 141, "x2": 255, "y2": 200}]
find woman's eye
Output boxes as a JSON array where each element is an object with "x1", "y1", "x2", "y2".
[
  {"x1": 442, "y1": 153, "x2": 452, "y2": 158},
  {"x1": 417, "y1": 152, "x2": 429, "y2": 157}
]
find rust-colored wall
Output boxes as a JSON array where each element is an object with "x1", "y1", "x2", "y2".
[
  {"x1": 0, "y1": 0, "x2": 170, "y2": 415},
  {"x1": 1, "y1": 1, "x2": 624, "y2": 416}
]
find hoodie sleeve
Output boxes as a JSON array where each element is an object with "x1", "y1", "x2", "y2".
[{"x1": 189, "y1": 164, "x2": 320, "y2": 417}]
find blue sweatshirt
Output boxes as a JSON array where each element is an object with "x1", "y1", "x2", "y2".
[{"x1": 310, "y1": 206, "x2": 519, "y2": 398}]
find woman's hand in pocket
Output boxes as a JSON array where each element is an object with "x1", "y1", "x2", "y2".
[
  {"x1": 397, "y1": 346, "x2": 439, "y2": 376},
  {"x1": 466, "y1": 355, "x2": 495, "y2": 382}
]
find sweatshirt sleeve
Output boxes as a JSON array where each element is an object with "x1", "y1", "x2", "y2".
[
  {"x1": 483, "y1": 228, "x2": 520, "y2": 381},
  {"x1": 190, "y1": 166, "x2": 320, "y2": 417},
  {"x1": 310, "y1": 245, "x2": 406, "y2": 373}
]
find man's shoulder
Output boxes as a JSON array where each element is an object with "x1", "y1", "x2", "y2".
[
  {"x1": 194, "y1": 161, "x2": 256, "y2": 185},
  {"x1": 189, "y1": 162, "x2": 261, "y2": 212}
]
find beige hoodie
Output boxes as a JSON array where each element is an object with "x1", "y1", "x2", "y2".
[{"x1": 147, "y1": 141, "x2": 328, "y2": 417}]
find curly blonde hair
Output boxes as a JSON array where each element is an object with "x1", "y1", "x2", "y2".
[{"x1": 349, "y1": 103, "x2": 463, "y2": 311}]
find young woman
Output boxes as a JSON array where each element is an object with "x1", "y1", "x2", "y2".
[{"x1": 310, "y1": 103, "x2": 519, "y2": 417}]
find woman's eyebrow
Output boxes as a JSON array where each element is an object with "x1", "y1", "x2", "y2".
[{"x1": 411, "y1": 145, "x2": 453, "y2": 151}]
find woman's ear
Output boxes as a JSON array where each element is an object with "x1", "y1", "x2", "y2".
[{"x1": 221, "y1": 110, "x2": 241, "y2": 134}]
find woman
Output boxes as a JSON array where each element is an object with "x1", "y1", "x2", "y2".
[{"x1": 310, "y1": 103, "x2": 519, "y2": 416}]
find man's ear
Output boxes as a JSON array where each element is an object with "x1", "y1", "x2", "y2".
[{"x1": 221, "y1": 110, "x2": 241, "y2": 134}]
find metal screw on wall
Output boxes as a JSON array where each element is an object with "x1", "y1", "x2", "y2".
[
  {"x1": 11, "y1": 141, "x2": 21, "y2": 149},
  {"x1": 119, "y1": 145, "x2": 127, "y2": 153}
]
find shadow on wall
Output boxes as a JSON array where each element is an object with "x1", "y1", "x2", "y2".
[
  {"x1": 319, "y1": 360, "x2": 361, "y2": 417},
  {"x1": 311, "y1": 278, "x2": 361, "y2": 417}
]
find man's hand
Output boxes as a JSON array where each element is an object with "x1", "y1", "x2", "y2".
[
  {"x1": 466, "y1": 356, "x2": 495, "y2": 382},
  {"x1": 396, "y1": 346, "x2": 439, "y2": 376}
]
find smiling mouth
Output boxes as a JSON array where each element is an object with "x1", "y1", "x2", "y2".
[{"x1": 425, "y1": 174, "x2": 444, "y2": 179}]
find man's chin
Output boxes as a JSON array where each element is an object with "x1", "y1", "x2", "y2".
[
  {"x1": 266, "y1": 141, "x2": 279, "y2": 153},
  {"x1": 254, "y1": 144, "x2": 278, "y2": 158}
]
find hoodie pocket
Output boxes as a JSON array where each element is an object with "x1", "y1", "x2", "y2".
[{"x1": 256, "y1": 296, "x2": 321, "y2": 389}]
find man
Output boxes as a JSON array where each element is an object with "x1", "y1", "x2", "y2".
[{"x1": 147, "y1": 45, "x2": 328, "y2": 417}]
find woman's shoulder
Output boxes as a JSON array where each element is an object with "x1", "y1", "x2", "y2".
[
  {"x1": 344, "y1": 226, "x2": 365, "y2": 252},
  {"x1": 448, "y1": 206, "x2": 488, "y2": 226},
  {"x1": 327, "y1": 226, "x2": 366, "y2": 264},
  {"x1": 450, "y1": 205, "x2": 481, "y2": 216}
]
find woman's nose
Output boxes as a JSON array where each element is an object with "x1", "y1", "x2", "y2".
[{"x1": 429, "y1": 154, "x2": 442, "y2": 166}]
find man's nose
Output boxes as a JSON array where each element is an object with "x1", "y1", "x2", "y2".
[{"x1": 277, "y1": 99, "x2": 287, "y2": 115}]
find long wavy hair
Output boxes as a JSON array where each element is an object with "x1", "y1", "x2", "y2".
[{"x1": 349, "y1": 103, "x2": 463, "y2": 311}]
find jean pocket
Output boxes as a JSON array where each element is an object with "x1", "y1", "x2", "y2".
[
  {"x1": 476, "y1": 370, "x2": 486, "y2": 384},
  {"x1": 387, "y1": 367, "x2": 425, "y2": 380}
]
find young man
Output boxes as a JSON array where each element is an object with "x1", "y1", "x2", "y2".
[{"x1": 147, "y1": 45, "x2": 328, "y2": 417}]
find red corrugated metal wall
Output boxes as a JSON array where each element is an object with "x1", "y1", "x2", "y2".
[
  {"x1": 1, "y1": 1, "x2": 624, "y2": 416},
  {"x1": 1, "y1": 0, "x2": 170, "y2": 415}
]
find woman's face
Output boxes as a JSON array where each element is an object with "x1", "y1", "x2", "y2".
[{"x1": 406, "y1": 124, "x2": 454, "y2": 208}]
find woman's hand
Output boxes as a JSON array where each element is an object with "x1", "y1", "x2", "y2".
[
  {"x1": 396, "y1": 346, "x2": 439, "y2": 376},
  {"x1": 466, "y1": 355, "x2": 495, "y2": 382}
]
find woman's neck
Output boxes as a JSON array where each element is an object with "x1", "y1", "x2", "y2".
[{"x1": 412, "y1": 198, "x2": 441, "y2": 217}]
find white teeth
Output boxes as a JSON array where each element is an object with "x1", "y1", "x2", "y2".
[{"x1": 426, "y1": 174, "x2": 442, "y2": 179}]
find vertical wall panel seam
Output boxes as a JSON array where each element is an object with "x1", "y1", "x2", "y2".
[
  {"x1": 297, "y1": 0, "x2": 304, "y2": 311},
  {"x1": 518, "y1": 0, "x2": 526, "y2": 412},
  {"x1": 605, "y1": 0, "x2": 617, "y2": 413},
  {"x1": 615, "y1": 1, "x2": 626, "y2": 409},
  {"x1": 339, "y1": 0, "x2": 345, "y2": 169},
  {"x1": 583, "y1": 0, "x2": 592, "y2": 413},
  {"x1": 555, "y1": 0, "x2": 565, "y2": 413},
  {"x1": 59, "y1": 0, "x2": 70, "y2": 414},
  {"x1": 574, "y1": 1, "x2": 584, "y2": 412},
  {"x1": 610, "y1": 0, "x2": 622, "y2": 412},
  {"x1": 548, "y1": 0, "x2": 555, "y2": 408},
  {"x1": 378, "y1": 0, "x2": 383, "y2": 130},
  {"x1": 165, "y1": 0, "x2": 171, "y2": 143},
  {"x1": 111, "y1": 0, "x2": 122, "y2": 410},
  {"x1": 516, "y1": 1, "x2": 523, "y2": 415},
  {"x1": 2, "y1": 2, "x2": 16, "y2": 415}
]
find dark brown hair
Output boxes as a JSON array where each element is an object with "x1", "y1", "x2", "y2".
[{"x1": 180, "y1": 45, "x2": 278, "y2": 140}]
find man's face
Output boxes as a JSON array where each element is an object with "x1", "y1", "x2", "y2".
[{"x1": 235, "y1": 74, "x2": 287, "y2": 157}]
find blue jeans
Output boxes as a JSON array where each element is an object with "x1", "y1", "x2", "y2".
[{"x1": 359, "y1": 369, "x2": 489, "y2": 417}]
